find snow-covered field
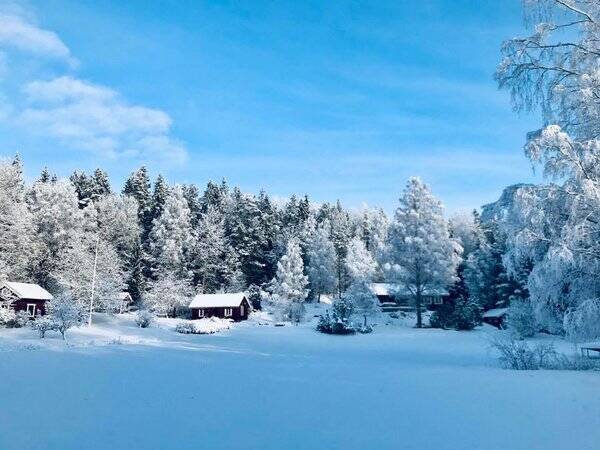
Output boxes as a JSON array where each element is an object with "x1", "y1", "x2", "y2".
[{"x1": 1, "y1": 311, "x2": 599, "y2": 450}]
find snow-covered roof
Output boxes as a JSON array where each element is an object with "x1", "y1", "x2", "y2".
[
  {"x1": 319, "y1": 294, "x2": 334, "y2": 305},
  {"x1": 118, "y1": 292, "x2": 132, "y2": 300},
  {"x1": 482, "y1": 307, "x2": 508, "y2": 318},
  {"x1": 2, "y1": 282, "x2": 53, "y2": 300},
  {"x1": 189, "y1": 293, "x2": 247, "y2": 309},
  {"x1": 370, "y1": 283, "x2": 448, "y2": 297},
  {"x1": 370, "y1": 283, "x2": 397, "y2": 296}
]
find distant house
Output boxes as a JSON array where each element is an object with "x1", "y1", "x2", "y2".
[
  {"x1": 189, "y1": 293, "x2": 251, "y2": 321},
  {"x1": 118, "y1": 292, "x2": 134, "y2": 313},
  {"x1": 0, "y1": 281, "x2": 53, "y2": 316},
  {"x1": 482, "y1": 307, "x2": 508, "y2": 329},
  {"x1": 370, "y1": 283, "x2": 449, "y2": 312}
]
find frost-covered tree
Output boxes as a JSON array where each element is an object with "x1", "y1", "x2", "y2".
[
  {"x1": 150, "y1": 174, "x2": 170, "y2": 224},
  {"x1": 496, "y1": 0, "x2": 600, "y2": 333},
  {"x1": 192, "y1": 205, "x2": 231, "y2": 292},
  {"x1": 52, "y1": 234, "x2": 126, "y2": 314},
  {"x1": 93, "y1": 194, "x2": 140, "y2": 259},
  {"x1": 0, "y1": 158, "x2": 33, "y2": 280},
  {"x1": 306, "y1": 221, "x2": 337, "y2": 301},
  {"x1": 123, "y1": 166, "x2": 152, "y2": 231},
  {"x1": 387, "y1": 177, "x2": 461, "y2": 328},
  {"x1": 564, "y1": 299, "x2": 600, "y2": 343},
  {"x1": 48, "y1": 292, "x2": 84, "y2": 340},
  {"x1": 148, "y1": 186, "x2": 194, "y2": 279},
  {"x1": 330, "y1": 201, "x2": 354, "y2": 297},
  {"x1": 346, "y1": 237, "x2": 378, "y2": 284},
  {"x1": 345, "y1": 237, "x2": 378, "y2": 326},
  {"x1": 359, "y1": 207, "x2": 389, "y2": 266},
  {"x1": 27, "y1": 179, "x2": 83, "y2": 286},
  {"x1": 270, "y1": 238, "x2": 309, "y2": 322},
  {"x1": 143, "y1": 271, "x2": 192, "y2": 317}
]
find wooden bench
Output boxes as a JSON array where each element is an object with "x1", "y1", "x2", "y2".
[{"x1": 580, "y1": 346, "x2": 600, "y2": 358}]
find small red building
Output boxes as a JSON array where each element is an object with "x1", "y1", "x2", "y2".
[
  {"x1": 189, "y1": 293, "x2": 250, "y2": 321},
  {"x1": 0, "y1": 281, "x2": 53, "y2": 316}
]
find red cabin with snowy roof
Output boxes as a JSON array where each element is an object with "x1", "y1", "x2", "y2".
[
  {"x1": 189, "y1": 293, "x2": 250, "y2": 321},
  {"x1": 0, "y1": 281, "x2": 53, "y2": 316}
]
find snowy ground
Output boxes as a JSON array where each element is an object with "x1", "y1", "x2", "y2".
[{"x1": 1, "y1": 309, "x2": 599, "y2": 450}]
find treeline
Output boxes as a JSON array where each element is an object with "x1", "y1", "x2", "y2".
[{"x1": 0, "y1": 156, "x2": 530, "y2": 331}]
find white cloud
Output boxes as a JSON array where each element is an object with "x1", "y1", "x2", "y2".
[
  {"x1": 0, "y1": 10, "x2": 188, "y2": 164},
  {"x1": 0, "y1": 13, "x2": 76, "y2": 65},
  {"x1": 18, "y1": 76, "x2": 183, "y2": 161}
]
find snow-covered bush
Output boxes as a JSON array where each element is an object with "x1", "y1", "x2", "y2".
[
  {"x1": 429, "y1": 299, "x2": 481, "y2": 331},
  {"x1": 451, "y1": 299, "x2": 482, "y2": 331},
  {"x1": 175, "y1": 318, "x2": 232, "y2": 335},
  {"x1": 355, "y1": 323, "x2": 373, "y2": 334},
  {"x1": 490, "y1": 337, "x2": 556, "y2": 370},
  {"x1": 0, "y1": 306, "x2": 16, "y2": 326},
  {"x1": 317, "y1": 298, "x2": 356, "y2": 335},
  {"x1": 135, "y1": 310, "x2": 153, "y2": 328},
  {"x1": 491, "y1": 336, "x2": 600, "y2": 371},
  {"x1": 31, "y1": 316, "x2": 57, "y2": 338},
  {"x1": 7, "y1": 310, "x2": 32, "y2": 328},
  {"x1": 174, "y1": 321, "x2": 196, "y2": 334},
  {"x1": 507, "y1": 299, "x2": 537, "y2": 339}
]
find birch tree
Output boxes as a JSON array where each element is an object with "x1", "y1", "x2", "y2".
[{"x1": 496, "y1": 0, "x2": 600, "y2": 332}]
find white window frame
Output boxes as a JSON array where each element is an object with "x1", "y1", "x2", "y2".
[
  {"x1": 224, "y1": 308, "x2": 233, "y2": 318},
  {"x1": 26, "y1": 303, "x2": 36, "y2": 316},
  {"x1": 198, "y1": 309, "x2": 205, "y2": 318},
  {"x1": 434, "y1": 296, "x2": 443, "y2": 305}
]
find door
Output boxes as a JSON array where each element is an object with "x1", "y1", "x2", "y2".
[{"x1": 26, "y1": 304, "x2": 36, "y2": 316}]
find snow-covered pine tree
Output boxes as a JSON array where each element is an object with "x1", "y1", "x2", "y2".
[
  {"x1": 224, "y1": 187, "x2": 267, "y2": 286},
  {"x1": 148, "y1": 185, "x2": 194, "y2": 280},
  {"x1": 27, "y1": 179, "x2": 83, "y2": 287},
  {"x1": 388, "y1": 177, "x2": 461, "y2": 328},
  {"x1": 200, "y1": 180, "x2": 229, "y2": 215},
  {"x1": 256, "y1": 190, "x2": 279, "y2": 283},
  {"x1": 150, "y1": 174, "x2": 170, "y2": 224},
  {"x1": 270, "y1": 238, "x2": 309, "y2": 322},
  {"x1": 306, "y1": 220, "x2": 336, "y2": 302},
  {"x1": 182, "y1": 184, "x2": 202, "y2": 228},
  {"x1": 192, "y1": 205, "x2": 231, "y2": 293},
  {"x1": 0, "y1": 158, "x2": 33, "y2": 280},
  {"x1": 122, "y1": 166, "x2": 152, "y2": 231},
  {"x1": 345, "y1": 237, "x2": 378, "y2": 326},
  {"x1": 330, "y1": 201, "x2": 353, "y2": 297}
]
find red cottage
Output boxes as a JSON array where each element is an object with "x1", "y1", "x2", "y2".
[
  {"x1": 189, "y1": 293, "x2": 250, "y2": 321},
  {"x1": 0, "y1": 281, "x2": 53, "y2": 316}
]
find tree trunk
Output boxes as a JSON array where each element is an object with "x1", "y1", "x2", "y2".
[{"x1": 416, "y1": 289, "x2": 423, "y2": 328}]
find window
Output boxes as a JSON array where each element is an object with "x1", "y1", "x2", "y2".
[
  {"x1": 198, "y1": 309, "x2": 205, "y2": 318},
  {"x1": 224, "y1": 308, "x2": 233, "y2": 317},
  {"x1": 240, "y1": 305, "x2": 244, "y2": 316},
  {"x1": 26, "y1": 304, "x2": 36, "y2": 316},
  {"x1": 434, "y1": 296, "x2": 443, "y2": 305}
]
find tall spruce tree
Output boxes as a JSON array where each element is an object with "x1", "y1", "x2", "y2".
[{"x1": 388, "y1": 177, "x2": 461, "y2": 328}]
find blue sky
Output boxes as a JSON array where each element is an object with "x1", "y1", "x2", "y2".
[{"x1": 0, "y1": 0, "x2": 541, "y2": 212}]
